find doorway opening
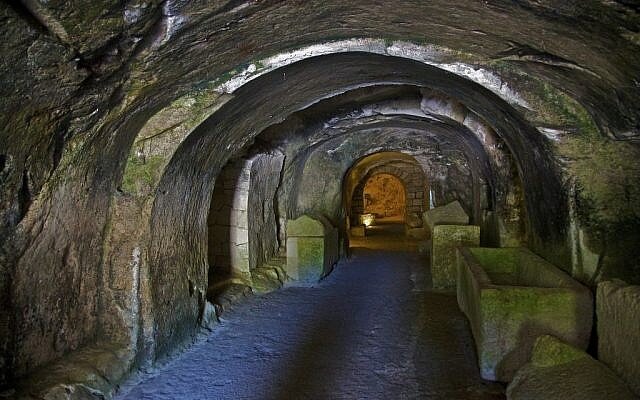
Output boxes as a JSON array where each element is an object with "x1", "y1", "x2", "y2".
[
  {"x1": 344, "y1": 152, "x2": 429, "y2": 251},
  {"x1": 363, "y1": 173, "x2": 407, "y2": 224}
]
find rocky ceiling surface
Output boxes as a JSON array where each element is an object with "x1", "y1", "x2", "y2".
[{"x1": 1, "y1": 0, "x2": 640, "y2": 395}]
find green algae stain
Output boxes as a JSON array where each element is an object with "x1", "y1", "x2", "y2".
[
  {"x1": 120, "y1": 154, "x2": 166, "y2": 195},
  {"x1": 530, "y1": 335, "x2": 587, "y2": 368},
  {"x1": 469, "y1": 248, "x2": 520, "y2": 277},
  {"x1": 564, "y1": 138, "x2": 640, "y2": 230},
  {"x1": 297, "y1": 237, "x2": 324, "y2": 282},
  {"x1": 536, "y1": 82, "x2": 598, "y2": 134},
  {"x1": 500, "y1": 76, "x2": 640, "y2": 238},
  {"x1": 486, "y1": 62, "x2": 599, "y2": 133}
]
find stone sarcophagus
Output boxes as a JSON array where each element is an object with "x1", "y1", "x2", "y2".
[
  {"x1": 423, "y1": 201, "x2": 479, "y2": 289},
  {"x1": 456, "y1": 247, "x2": 593, "y2": 382},
  {"x1": 286, "y1": 215, "x2": 339, "y2": 284}
]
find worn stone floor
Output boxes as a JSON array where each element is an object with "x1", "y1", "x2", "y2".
[
  {"x1": 349, "y1": 221, "x2": 424, "y2": 253},
  {"x1": 116, "y1": 227, "x2": 504, "y2": 399}
]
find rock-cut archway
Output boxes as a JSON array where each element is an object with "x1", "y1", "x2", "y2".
[
  {"x1": 362, "y1": 173, "x2": 407, "y2": 223},
  {"x1": 346, "y1": 152, "x2": 429, "y2": 228},
  {"x1": 206, "y1": 152, "x2": 286, "y2": 311},
  {"x1": 344, "y1": 151, "x2": 430, "y2": 250}
]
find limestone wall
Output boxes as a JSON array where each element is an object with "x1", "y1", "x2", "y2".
[
  {"x1": 597, "y1": 280, "x2": 640, "y2": 396},
  {"x1": 248, "y1": 153, "x2": 285, "y2": 271},
  {"x1": 208, "y1": 159, "x2": 251, "y2": 279},
  {"x1": 1, "y1": 2, "x2": 640, "y2": 386}
]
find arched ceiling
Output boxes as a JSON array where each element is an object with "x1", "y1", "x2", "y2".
[
  {"x1": 2, "y1": 1, "x2": 638, "y2": 249},
  {"x1": 154, "y1": 52, "x2": 561, "y2": 245}
]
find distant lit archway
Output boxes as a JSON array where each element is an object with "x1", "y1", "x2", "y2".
[
  {"x1": 363, "y1": 173, "x2": 406, "y2": 223},
  {"x1": 344, "y1": 151, "x2": 429, "y2": 251}
]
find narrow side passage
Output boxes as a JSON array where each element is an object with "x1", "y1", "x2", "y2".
[{"x1": 117, "y1": 250, "x2": 504, "y2": 400}]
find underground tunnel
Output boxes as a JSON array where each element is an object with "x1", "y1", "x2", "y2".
[{"x1": 1, "y1": 1, "x2": 640, "y2": 399}]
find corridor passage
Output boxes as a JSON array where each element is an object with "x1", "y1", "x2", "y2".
[{"x1": 117, "y1": 249, "x2": 504, "y2": 400}]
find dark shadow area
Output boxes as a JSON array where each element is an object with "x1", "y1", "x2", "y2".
[
  {"x1": 364, "y1": 221, "x2": 406, "y2": 236},
  {"x1": 263, "y1": 314, "x2": 348, "y2": 400}
]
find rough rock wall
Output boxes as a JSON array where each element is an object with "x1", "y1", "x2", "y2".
[
  {"x1": 0, "y1": 0, "x2": 163, "y2": 382},
  {"x1": 248, "y1": 153, "x2": 285, "y2": 271},
  {"x1": 294, "y1": 127, "x2": 492, "y2": 232},
  {"x1": 99, "y1": 193, "x2": 155, "y2": 370},
  {"x1": 429, "y1": 161, "x2": 476, "y2": 220},
  {"x1": 141, "y1": 48, "x2": 580, "y2": 364},
  {"x1": 597, "y1": 280, "x2": 640, "y2": 396},
  {"x1": 270, "y1": 90, "x2": 519, "y2": 245}
]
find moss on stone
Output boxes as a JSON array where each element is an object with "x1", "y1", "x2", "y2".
[
  {"x1": 469, "y1": 247, "x2": 519, "y2": 277},
  {"x1": 486, "y1": 63, "x2": 599, "y2": 133},
  {"x1": 432, "y1": 225, "x2": 480, "y2": 289},
  {"x1": 297, "y1": 237, "x2": 324, "y2": 280},
  {"x1": 561, "y1": 137, "x2": 640, "y2": 232},
  {"x1": 120, "y1": 154, "x2": 166, "y2": 195},
  {"x1": 488, "y1": 73, "x2": 640, "y2": 266},
  {"x1": 210, "y1": 68, "x2": 241, "y2": 88},
  {"x1": 530, "y1": 335, "x2": 588, "y2": 368},
  {"x1": 460, "y1": 246, "x2": 592, "y2": 381},
  {"x1": 286, "y1": 236, "x2": 325, "y2": 283},
  {"x1": 287, "y1": 215, "x2": 325, "y2": 237},
  {"x1": 476, "y1": 288, "x2": 577, "y2": 381},
  {"x1": 481, "y1": 288, "x2": 576, "y2": 322},
  {"x1": 536, "y1": 82, "x2": 598, "y2": 134}
]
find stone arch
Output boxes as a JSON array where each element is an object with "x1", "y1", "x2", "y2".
[
  {"x1": 349, "y1": 158, "x2": 428, "y2": 227},
  {"x1": 362, "y1": 173, "x2": 408, "y2": 221},
  {"x1": 206, "y1": 152, "x2": 285, "y2": 298}
]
